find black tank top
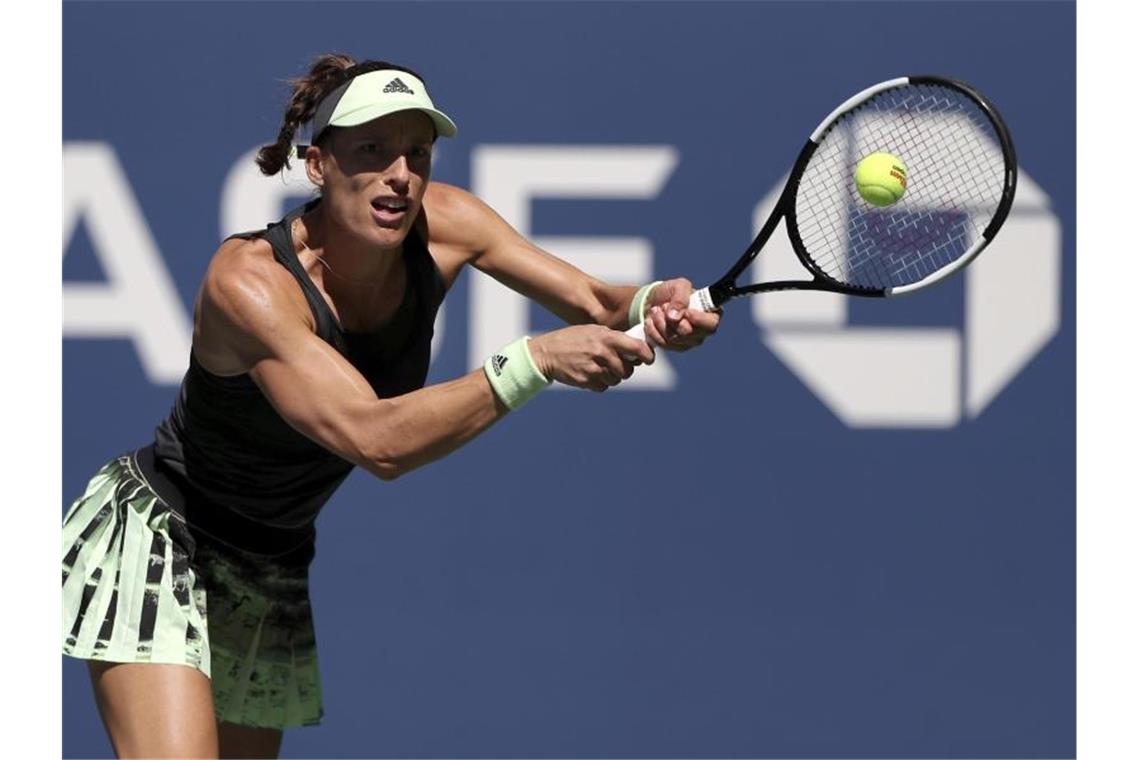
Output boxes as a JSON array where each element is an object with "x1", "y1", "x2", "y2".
[{"x1": 149, "y1": 201, "x2": 446, "y2": 533}]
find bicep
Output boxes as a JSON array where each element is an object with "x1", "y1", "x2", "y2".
[
  {"x1": 248, "y1": 334, "x2": 385, "y2": 468},
  {"x1": 201, "y1": 239, "x2": 506, "y2": 482},
  {"x1": 202, "y1": 251, "x2": 386, "y2": 468}
]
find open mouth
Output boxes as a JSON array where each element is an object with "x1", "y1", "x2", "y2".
[{"x1": 370, "y1": 197, "x2": 409, "y2": 225}]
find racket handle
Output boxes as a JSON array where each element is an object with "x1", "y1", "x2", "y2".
[{"x1": 625, "y1": 287, "x2": 714, "y2": 341}]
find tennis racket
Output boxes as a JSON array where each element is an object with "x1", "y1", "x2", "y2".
[{"x1": 628, "y1": 75, "x2": 1017, "y2": 340}]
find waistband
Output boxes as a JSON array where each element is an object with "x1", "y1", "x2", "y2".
[{"x1": 133, "y1": 444, "x2": 315, "y2": 558}]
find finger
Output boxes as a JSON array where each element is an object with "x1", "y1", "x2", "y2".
[
  {"x1": 597, "y1": 352, "x2": 627, "y2": 384},
  {"x1": 601, "y1": 346, "x2": 638, "y2": 380},
  {"x1": 685, "y1": 309, "x2": 721, "y2": 333},
  {"x1": 665, "y1": 306, "x2": 685, "y2": 325},
  {"x1": 665, "y1": 277, "x2": 693, "y2": 305},
  {"x1": 576, "y1": 364, "x2": 606, "y2": 391},
  {"x1": 665, "y1": 332, "x2": 702, "y2": 351},
  {"x1": 666, "y1": 322, "x2": 706, "y2": 350},
  {"x1": 650, "y1": 306, "x2": 669, "y2": 339},
  {"x1": 643, "y1": 317, "x2": 667, "y2": 349},
  {"x1": 673, "y1": 336, "x2": 704, "y2": 351},
  {"x1": 611, "y1": 332, "x2": 656, "y2": 364}
]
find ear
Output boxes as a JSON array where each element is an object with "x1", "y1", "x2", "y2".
[{"x1": 303, "y1": 145, "x2": 326, "y2": 188}]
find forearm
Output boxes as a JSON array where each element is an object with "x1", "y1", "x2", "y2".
[
  {"x1": 430, "y1": 184, "x2": 651, "y2": 330},
  {"x1": 575, "y1": 278, "x2": 666, "y2": 331},
  {"x1": 496, "y1": 262, "x2": 641, "y2": 330},
  {"x1": 343, "y1": 319, "x2": 655, "y2": 479},
  {"x1": 353, "y1": 370, "x2": 507, "y2": 481},
  {"x1": 546, "y1": 280, "x2": 640, "y2": 330},
  {"x1": 588, "y1": 282, "x2": 642, "y2": 329}
]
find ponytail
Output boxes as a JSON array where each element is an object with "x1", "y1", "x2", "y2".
[{"x1": 255, "y1": 53, "x2": 357, "y2": 176}]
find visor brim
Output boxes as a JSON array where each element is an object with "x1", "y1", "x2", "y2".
[{"x1": 330, "y1": 104, "x2": 458, "y2": 138}]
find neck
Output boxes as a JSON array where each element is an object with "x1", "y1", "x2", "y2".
[{"x1": 294, "y1": 207, "x2": 404, "y2": 286}]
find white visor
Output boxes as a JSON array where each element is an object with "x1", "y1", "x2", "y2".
[{"x1": 310, "y1": 68, "x2": 457, "y2": 141}]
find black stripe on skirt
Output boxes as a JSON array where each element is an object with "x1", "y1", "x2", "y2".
[
  {"x1": 62, "y1": 502, "x2": 114, "y2": 586},
  {"x1": 88, "y1": 505, "x2": 129, "y2": 653},
  {"x1": 136, "y1": 530, "x2": 168, "y2": 656},
  {"x1": 65, "y1": 567, "x2": 103, "y2": 649}
]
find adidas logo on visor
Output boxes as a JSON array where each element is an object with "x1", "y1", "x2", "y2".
[{"x1": 383, "y1": 77, "x2": 415, "y2": 95}]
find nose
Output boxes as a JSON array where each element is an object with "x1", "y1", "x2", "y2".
[{"x1": 386, "y1": 154, "x2": 410, "y2": 192}]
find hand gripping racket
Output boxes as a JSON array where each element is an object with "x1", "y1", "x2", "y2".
[{"x1": 627, "y1": 75, "x2": 1017, "y2": 339}]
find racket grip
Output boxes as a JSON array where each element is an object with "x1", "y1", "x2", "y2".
[{"x1": 625, "y1": 287, "x2": 714, "y2": 341}]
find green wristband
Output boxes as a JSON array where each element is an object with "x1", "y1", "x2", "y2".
[
  {"x1": 484, "y1": 337, "x2": 552, "y2": 411},
  {"x1": 628, "y1": 281, "x2": 663, "y2": 329}
]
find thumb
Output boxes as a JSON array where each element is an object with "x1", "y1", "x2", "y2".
[
  {"x1": 667, "y1": 295, "x2": 689, "y2": 322},
  {"x1": 613, "y1": 332, "x2": 655, "y2": 364},
  {"x1": 663, "y1": 280, "x2": 692, "y2": 319}
]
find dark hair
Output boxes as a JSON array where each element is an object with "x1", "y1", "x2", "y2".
[{"x1": 255, "y1": 54, "x2": 427, "y2": 176}]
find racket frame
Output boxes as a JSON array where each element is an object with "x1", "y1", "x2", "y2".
[{"x1": 706, "y1": 75, "x2": 1018, "y2": 309}]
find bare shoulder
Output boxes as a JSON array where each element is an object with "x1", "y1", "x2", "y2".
[
  {"x1": 203, "y1": 238, "x2": 304, "y2": 322},
  {"x1": 422, "y1": 181, "x2": 502, "y2": 252},
  {"x1": 195, "y1": 237, "x2": 313, "y2": 372},
  {"x1": 423, "y1": 181, "x2": 483, "y2": 218}
]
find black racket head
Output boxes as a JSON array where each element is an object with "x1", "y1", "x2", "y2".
[{"x1": 779, "y1": 76, "x2": 1017, "y2": 297}]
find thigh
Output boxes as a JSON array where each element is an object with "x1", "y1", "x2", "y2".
[
  {"x1": 88, "y1": 661, "x2": 218, "y2": 758},
  {"x1": 217, "y1": 721, "x2": 283, "y2": 759}
]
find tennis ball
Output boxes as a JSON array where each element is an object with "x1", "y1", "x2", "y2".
[{"x1": 855, "y1": 152, "x2": 908, "y2": 207}]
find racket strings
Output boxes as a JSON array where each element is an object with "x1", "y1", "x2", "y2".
[{"x1": 794, "y1": 83, "x2": 1007, "y2": 290}]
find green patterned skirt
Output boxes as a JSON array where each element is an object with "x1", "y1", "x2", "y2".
[{"x1": 61, "y1": 453, "x2": 323, "y2": 729}]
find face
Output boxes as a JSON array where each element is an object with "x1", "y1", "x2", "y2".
[{"x1": 307, "y1": 110, "x2": 435, "y2": 250}]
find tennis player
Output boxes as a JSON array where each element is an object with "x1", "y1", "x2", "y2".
[{"x1": 61, "y1": 53, "x2": 719, "y2": 758}]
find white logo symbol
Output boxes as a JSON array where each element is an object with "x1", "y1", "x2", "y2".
[{"x1": 753, "y1": 167, "x2": 1061, "y2": 428}]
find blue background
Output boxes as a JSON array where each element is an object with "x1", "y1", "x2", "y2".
[{"x1": 63, "y1": 1, "x2": 1075, "y2": 757}]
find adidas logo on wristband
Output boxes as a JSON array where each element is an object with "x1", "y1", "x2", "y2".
[{"x1": 484, "y1": 337, "x2": 549, "y2": 411}]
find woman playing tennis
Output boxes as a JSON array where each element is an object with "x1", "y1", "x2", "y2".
[{"x1": 61, "y1": 53, "x2": 719, "y2": 758}]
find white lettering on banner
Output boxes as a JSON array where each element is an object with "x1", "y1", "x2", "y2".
[
  {"x1": 219, "y1": 147, "x2": 314, "y2": 240},
  {"x1": 752, "y1": 169, "x2": 1060, "y2": 428},
  {"x1": 63, "y1": 143, "x2": 192, "y2": 384},
  {"x1": 64, "y1": 140, "x2": 1061, "y2": 425},
  {"x1": 471, "y1": 146, "x2": 679, "y2": 389}
]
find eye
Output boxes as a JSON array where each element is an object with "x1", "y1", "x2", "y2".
[
  {"x1": 410, "y1": 146, "x2": 432, "y2": 160},
  {"x1": 358, "y1": 142, "x2": 380, "y2": 154}
]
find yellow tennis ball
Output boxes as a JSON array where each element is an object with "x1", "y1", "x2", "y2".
[{"x1": 855, "y1": 152, "x2": 908, "y2": 207}]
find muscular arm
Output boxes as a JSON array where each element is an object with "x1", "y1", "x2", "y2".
[
  {"x1": 195, "y1": 240, "x2": 651, "y2": 482},
  {"x1": 423, "y1": 182, "x2": 640, "y2": 329},
  {"x1": 198, "y1": 242, "x2": 508, "y2": 481},
  {"x1": 255, "y1": 348, "x2": 505, "y2": 482},
  {"x1": 423, "y1": 182, "x2": 720, "y2": 348}
]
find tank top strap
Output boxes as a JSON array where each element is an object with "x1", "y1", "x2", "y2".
[
  {"x1": 403, "y1": 220, "x2": 447, "y2": 316},
  {"x1": 264, "y1": 204, "x2": 348, "y2": 353},
  {"x1": 224, "y1": 201, "x2": 446, "y2": 357},
  {"x1": 227, "y1": 202, "x2": 347, "y2": 354}
]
